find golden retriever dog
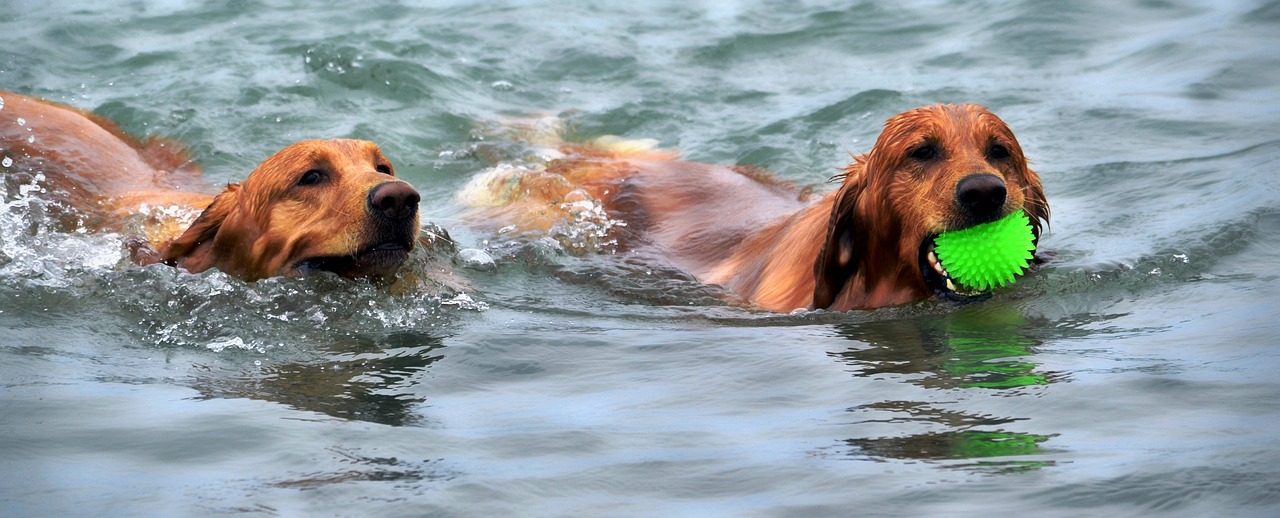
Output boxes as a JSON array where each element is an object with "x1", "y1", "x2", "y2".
[
  {"x1": 0, "y1": 90, "x2": 421, "y2": 280},
  {"x1": 461, "y1": 104, "x2": 1049, "y2": 311}
]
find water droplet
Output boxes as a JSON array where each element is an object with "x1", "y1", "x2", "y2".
[
  {"x1": 275, "y1": 117, "x2": 281, "y2": 123},
  {"x1": 16, "y1": 117, "x2": 25, "y2": 126},
  {"x1": 0, "y1": 95, "x2": 5, "y2": 111},
  {"x1": 2, "y1": 156, "x2": 11, "y2": 167},
  {"x1": 490, "y1": 80, "x2": 514, "y2": 91},
  {"x1": 27, "y1": 135, "x2": 34, "y2": 144},
  {"x1": 455, "y1": 248, "x2": 497, "y2": 271}
]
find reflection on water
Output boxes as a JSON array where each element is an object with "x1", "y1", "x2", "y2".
[
  {"x1": 832, "y1": 304, "x2": 1058, "y2": 472},
  {"x1": 193, "y1": 334, "x2": 446, "y2": 427},
  {"x1": 267, "y1": 446, "x2": 455, "y2": 490},
  {"x1": 844, "y1": 431, "x2": 1053, "y2": 474},
  {"x1": 834, "y1": 304, "x2": 1056, "y2": 390}
]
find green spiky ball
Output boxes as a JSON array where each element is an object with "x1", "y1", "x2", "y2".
[{"x1": 934, "y1": 210, "x2": 1036, "y2": 291}]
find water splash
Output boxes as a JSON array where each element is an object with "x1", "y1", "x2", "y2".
[
  {"x1": 205, "y1": 336, "x2": 260, "y2": 353},
  {"x1": 455, "y1": 248, "x2": 497, "y2": 271},
  {"x1": 0, "y1": 172, "x2": 124, "y2": 285},
  {"x1": 1, "y1": 169, "x2": 479, "y2": 353},
  {"x1": 441, "y1": 292, "x2": 489, "y2": 311},
  {"x1": 138, "y1": 202, "x2": 202, "y2": 231},
  {"x1": 111, "y1": 266, "x2": 473, "y2": 354},
  {"x1": 551, "y1": 198, "x2": 627, "y2": 254},
  {"x1": 455, "y1": 163, "x2": 547, "y2": 207},
  {"x1": 461, "y1": 163, "x2": 629, "y2": 255}
]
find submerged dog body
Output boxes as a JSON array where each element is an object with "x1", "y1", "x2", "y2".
[
  {"x1": 463, "y1": 104, "x2": 1049, "y2": 311},
  {"x1": 0, "y1": 90, "x2": 420, "y2": 280}
]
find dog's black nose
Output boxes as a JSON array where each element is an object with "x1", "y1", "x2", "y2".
[
  {"x1": 956, "y1": 174, "x2": 1006, "y2": 223},
  {"x1": 367, "y1": 181, "x2": 421, "y2": 221}
]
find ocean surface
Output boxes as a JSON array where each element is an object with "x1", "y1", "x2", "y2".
[{"x1": 3, "y1": 0, "x2": 1280, "y2": 516}]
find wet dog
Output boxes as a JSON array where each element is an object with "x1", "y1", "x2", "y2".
[
  {"x1": 460, "y1": 104, "x2": 1049, "y2": 311},
  {"x1": 0, "y1": 90, "x2": 421, "y2": 280}
]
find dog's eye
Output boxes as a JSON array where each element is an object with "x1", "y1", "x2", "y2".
[
  {"x1": 987, "y1": 143, "x2": 1010, "y2": 160},
  {"x1": 909, "y1": 144, "x2": 938, "y2": 161},
  {"x1": 297, "y1": 170, "x2": 324, "y2": 186},
  {"x1": 375, "y1": 164, "x2": 392, "y2": 175}
]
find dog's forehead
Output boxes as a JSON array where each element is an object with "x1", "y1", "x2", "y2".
[
  {"x1": 307, "y1": 139, "x2": 382, "y2": 166},
  {"x1": 888, "y1": 105, "x2": 1004, "y2": 139},
  {"x1": 266, "y1": 139, "x2": 383, "y2": 171}
]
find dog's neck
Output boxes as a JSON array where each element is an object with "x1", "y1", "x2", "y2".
[
  {"x1": 704, "y1": 190, "x2": 929, "y2": 312},
  {"x1": 697, "y1": 194, "x2": 834, "y2": 312}
]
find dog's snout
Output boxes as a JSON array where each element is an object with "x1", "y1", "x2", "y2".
[
  {"x1": 367, "y1": 181, "x2": 421, "y2": 221},
  {"x1": 956, "y1": 174, "x2": 1007, "y2": 222}
]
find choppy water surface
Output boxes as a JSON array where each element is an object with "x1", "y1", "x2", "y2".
[{"x1": 3, "y1": 1, "x2": 1280, "y2": 516}]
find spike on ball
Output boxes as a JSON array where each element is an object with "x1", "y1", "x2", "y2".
[{"x1": 934, "y1": 210, "x2": 1036, "y2": 291}]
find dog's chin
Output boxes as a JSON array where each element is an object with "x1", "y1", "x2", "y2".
[
  {"x1": 917, "y1": 236, "x2": 991, "y2": 304},
  {"x1": 292, "y1": 240, "x2": 414, "y2": 278}
]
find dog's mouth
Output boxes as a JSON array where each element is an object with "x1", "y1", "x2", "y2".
[
  {"x1": 293, "y1": 238, "x2": 415, "y2": 278},
  {"x1": 918, "y1": 236, "x2": 989, "y2": 304}
]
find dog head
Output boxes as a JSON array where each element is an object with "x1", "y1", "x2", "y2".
[
  {"x1": 814, "y1": 104, "x2": 1049, "y2": 309},
  {"x1": 161, "y1": 139, "x2": 421, "y2": 280}
]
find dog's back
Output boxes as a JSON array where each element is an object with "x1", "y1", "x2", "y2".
[
  {"x1": 462, "y1": 142, "x2": 830, "y2": 309},
  {"x1": 0, "y1": 91, "x2": 204, "y2": 223},
  {"x1": 573, "y1": 158, "x2": 812, "y2": 275}
]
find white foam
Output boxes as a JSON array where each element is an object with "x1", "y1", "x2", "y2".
[
  {"x1": 440, "y1": 292, "x2": 488, "y2": 311},
  {"x1": 0, "y1": 172, "x2": 125, "y2": 286},
  {"x1": 552, "y1": 198, "x2": 627, "y2": 254}
]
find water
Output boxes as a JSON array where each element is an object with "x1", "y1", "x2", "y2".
[{"x1": 3, "y1": 0, "x2": 1280, "y2": 516}]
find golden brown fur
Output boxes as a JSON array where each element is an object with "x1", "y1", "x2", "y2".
[
  {"x1": 0, "y1": 90, "x2": 421, "y2": 280},
  {"x1": 462, "y1": 104, "x2": 1049, "y2": 311}
]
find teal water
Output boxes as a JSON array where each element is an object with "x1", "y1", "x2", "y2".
[{"x1": 3, "y1": 1, "x2": 1280, "y2": 516}]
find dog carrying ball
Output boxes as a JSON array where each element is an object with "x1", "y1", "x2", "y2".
[{"x1": 933, "y1": 210, "x2": 1036, "y2": 291}]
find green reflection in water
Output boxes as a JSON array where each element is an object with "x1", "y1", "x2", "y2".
[
  {"x1": 949, "y1": 430, "x2": 1049, "y2": 458},
  {"x1": 833, "y1": 303, "x2": 1052, "y2": 390},
  {"x1": 942, "y1": 304, "x2": 1046, "y2": 389},
  {"x1": 844, "y1": 429, "x2": 1057, "y2": 474},
  {"x1": 847, "y1": 430, "x2": 1052, "y2": 461},
  {"x1": 833, "y1": 303, "x2": 1059, "y2": 471},
  {"x1": 944, "y1": 337, "x2": 1045, "y2": 388}
]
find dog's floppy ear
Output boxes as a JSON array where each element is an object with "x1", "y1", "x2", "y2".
[
  {"x1": 813, "y1": 163, "x2": 867, "y2": 309},
  {"x1": 1022, "y1": 166, "x2": 1050, "y2": 242},
  {"x1": 160, "y1": 183, "x2": 260, "y2": 277}
]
